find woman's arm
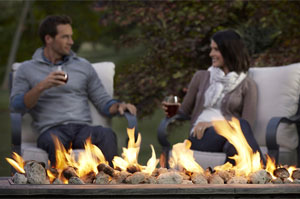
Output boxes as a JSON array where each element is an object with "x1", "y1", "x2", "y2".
[{"x1": 242, "y1": 78, "x2": 258, "y2": 128}]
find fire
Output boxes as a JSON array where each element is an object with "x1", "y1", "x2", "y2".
[
  {"x1": 7, "y1": 127, "x2": 159, "y2": 183},
  {"x1": 169, "y1": 139, "x2": 204, "y2": 174},
  {"x1": 169, "y1": 117, "x2": 297, "y2": 181},
  {"x1": 5, "y1": 152, "x2": 25, "y2": 174},
  {"x1": 112, "y1": 128, "x2": 159, "y2": 174},
  {"x1": 212, "y1": 118, "x2": 263, "y2": 176}
]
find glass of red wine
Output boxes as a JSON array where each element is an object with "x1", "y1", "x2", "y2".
[
  {"x1": 56, "y1": 65, "x2": 68, "y2": 83},
  {"x1": 163, "y1": 95, "x2": 180, "y2": 118}
]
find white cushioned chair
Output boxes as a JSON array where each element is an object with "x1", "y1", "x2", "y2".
[
  {"x1": 10, "y1": 62, "x2": 137, "y2": 167},
  {"x1": 158, "y1": 63, "x2": 300, "y2": 168}
]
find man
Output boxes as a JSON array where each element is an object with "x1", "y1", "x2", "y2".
[{"x1": 10, "y1": 15, "x2": 137, "y2": 167}]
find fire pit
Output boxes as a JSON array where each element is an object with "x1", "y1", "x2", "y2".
[
  {"x1": 3, "y1": 121, "x2": 300, "y2": 198},
  {"x1": 0, "y1": 177, "x2": 300, "y2": 198}
]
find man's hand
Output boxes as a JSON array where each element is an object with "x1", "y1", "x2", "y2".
[
  {"x1": 109, "y1": 102, "x2": 137, "y2": 116},
  {"x1": 118, "y1": 103, "x2": 137, "y2": 116},
  {"x1": 40, "y1": 71, "x2": 67, "y2": 90},
  {"x1": 192, "y1": 122, "x2": 212, "y2": 139}
]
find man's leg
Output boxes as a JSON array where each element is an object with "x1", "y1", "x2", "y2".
[
  {"x1": 73, "y1": 125, "x2": 118, "y2": 166},
  {"x1": 37, "y1": 125, "x2": 73, "y2": 167}
]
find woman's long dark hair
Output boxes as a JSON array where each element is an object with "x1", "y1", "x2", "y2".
[{"x1": 212, "y1": 30, "x2": 250, "y2": 73}]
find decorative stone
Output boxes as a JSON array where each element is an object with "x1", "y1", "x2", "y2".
[
  {"x1": 12, "y1": 173, "x2": 27, "y2": 184},
  {"x1": 157, "y1": 171, "x2": 183, "y2": 184},
  {"x1": 125, "y1": 172, "x2": 146, "y2": 184},
  {"x1": 114, "y1": 170, "x2": 131, "y2": 184},
  {"x1": 208, "y1": 174, "x2": 224, "y2": 184},
  {"x1": 272, "y1": 178, "x2": 283, "y2": 184},
  {"x1": 81, "y1": 171, "x2": 96, "y2": 184},
  {"x1": 249, "y1": 169, "x2": 269, "y2": 184},
  {"x1": 144, "y1": 175, "x2": 157, "y2": 184},
  {"x1": 292, "y1": 170, "x2": 300, "y2": 180},
  {"x1": 68, "y1": 176, "x2": 84, "y2": 184},
  {"x1": 215, "y1": 170, "x2": 233, "y2": 183},
  {"x1": 227, "y1": 176, "x2": 247, "y2": 184},
  {"x1": 182, "y1": 180, "x2": 193, "y2": 184},
  {"x1": 24, "y1": 160, "x2": 47, "y2": 184},
  {"x1": 52, "y1": 178, "x2": 63, "y2": 184},
  {"x1": 62, "y1": 167, "x2": 78, "y2": 180},
  {"x1": 94, "y1": 171, "x2": 110, "y2": 184},
  {"x1": 97, "y1": 163, "x2": 115, "y2": 177},
  {"x1": 191, "y1": 172, "x2": 208, "y2": 184},
  {"x1": 273, "y1": 168, "x2": 289, "y2": 179}
]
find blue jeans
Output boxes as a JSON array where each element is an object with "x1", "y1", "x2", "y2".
[
  {"x1": 188, "y1": 119, "x2": 264, "y2": 165},
  {"x1": 37, "y1": 123, "x2": 118, "y2": 167}
]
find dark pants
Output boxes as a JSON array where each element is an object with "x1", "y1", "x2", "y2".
[
  {"x1": 188, "y1": 119, "x2": 264, "y2": 165},
  {"x1": 37, "y1": 124, "x2": 118, "y2": 167}
]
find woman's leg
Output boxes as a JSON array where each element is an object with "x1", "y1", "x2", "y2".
[
  {"x1": 189, "y1": 126, "x2": 227, "y2": 152},
  {"x1": 222, "y1": 118, "x2": 265, "y2": 165}
]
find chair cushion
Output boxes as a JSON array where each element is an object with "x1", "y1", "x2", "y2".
[
  {"x1": 88, "y1": 62, "x2": 115, "y2": 127},
  {"x1": 249, "y1": 63, "x2": 300, "y2": 150}
]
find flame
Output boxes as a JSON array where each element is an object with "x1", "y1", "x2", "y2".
[
  {"x1": 212, "y1": 118, "x2": 263, "y2": 176},
  {"x1": 113, "y1": 128, "x2": 141, "y2": 170},
  {"x1": 169, "y1": 139, "x2": 204, "y2": 174},
  {"x1": 47, "y1": 169, "x2": 56, "y2": 183},
  {"x1": 5, "y1": 152, "x2": 25, "y2": 174},
  {"x1": 112, "y1": 128, "x2": 158, "y2": 175},
  {"x1": 142, "y1": 145, "x2": 159, "y2": 175}
]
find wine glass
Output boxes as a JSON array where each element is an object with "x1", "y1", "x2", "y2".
[
  {"x1": 56, "y1": 65, "x2": 68, "y2": 83},
  {"x1": 163, "y1": 95, "x2": 180, "y2": 118}
]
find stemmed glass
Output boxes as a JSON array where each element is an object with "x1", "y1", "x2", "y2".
[{"x1": 163, "y1": 95, "x2": 180, "y2": 118}]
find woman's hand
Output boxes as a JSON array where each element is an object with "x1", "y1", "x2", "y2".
[{"x1": 192, "y1": 122, "x2": 212, "y2": 139}]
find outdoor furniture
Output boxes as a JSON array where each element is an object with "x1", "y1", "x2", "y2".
[
  {"x1": 158, "y1": 63, "x2": 300, "y2": 168},
  {"x1": 10, "y1": 62, "x2": 138, "y2": 167}
]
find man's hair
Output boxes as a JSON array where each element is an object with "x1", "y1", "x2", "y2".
[
  {"x1": 211, "y1": 29, "x2": 250, "y2": 73},
  {"x1": 39, "y1": 15, "x2": 72, "y2": 45}
]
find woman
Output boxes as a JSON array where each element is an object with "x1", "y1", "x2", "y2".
[{"x1": 164, "y1": 29, "x2": 263, "y2": 165}]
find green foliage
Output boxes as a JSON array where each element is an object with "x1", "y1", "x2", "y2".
[{"x1": 98, "y1": 1, "x2": 300, "y2": 117}]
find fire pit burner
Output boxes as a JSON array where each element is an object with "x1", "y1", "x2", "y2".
[{"x1": 1, "y1": 177, "x2": 300, "y2": 199}]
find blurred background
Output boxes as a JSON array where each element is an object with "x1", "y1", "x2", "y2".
[{"x1": 0, "y1": 0, "x2": 300, "y2": 176}]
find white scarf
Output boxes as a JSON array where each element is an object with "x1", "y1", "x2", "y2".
[{"x1": 204, "y1": 66, "x2": 247, "y2": 108}]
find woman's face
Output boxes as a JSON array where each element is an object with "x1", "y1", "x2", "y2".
[{"x1": 209, "y1": 40, "x2": 225, "y2": 68}]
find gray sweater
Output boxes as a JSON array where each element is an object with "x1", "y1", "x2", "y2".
[
  {"x1": 10, "y1": 48, "x2": 113, "y2": 133},
  {"x1": 179, "y1": 70, "x2": 258, "y2": 129}
]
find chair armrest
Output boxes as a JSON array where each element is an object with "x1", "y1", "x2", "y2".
[
  {"x1": 266, "y1": 114, "x2": 300, "y2": 164},
  {"x1": 10, "y1": 112, "x2": 22, "y2": 155},
  {"x1": 157, "y1": 113, "x2": 190, "y2": 149},
  {"x1": 157, "y1": 113, "x2": 190, "y2": 168},
  {"x1": 123, "y1": 112, "x2": 138, "y2": 139}
]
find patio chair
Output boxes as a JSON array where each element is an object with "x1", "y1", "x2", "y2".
[
  {"x1": 10, "y1": 62, "x2": 138, "y2": 167},
  {"x1": 158, "y1": 62, "x2": 300, "y2": 168}
]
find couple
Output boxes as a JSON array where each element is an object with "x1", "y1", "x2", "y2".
[{"x1": 10, "y1": 15, "x2": 263, "y2": 167}]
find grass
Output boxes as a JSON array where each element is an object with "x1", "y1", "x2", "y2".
[{"x1": 0, "y1": 43, "x2": 189, "y2": 176}]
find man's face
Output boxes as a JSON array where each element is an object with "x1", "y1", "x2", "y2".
[{"x1": 47, "y1": 24, "x2": 74, "y2": 57}]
